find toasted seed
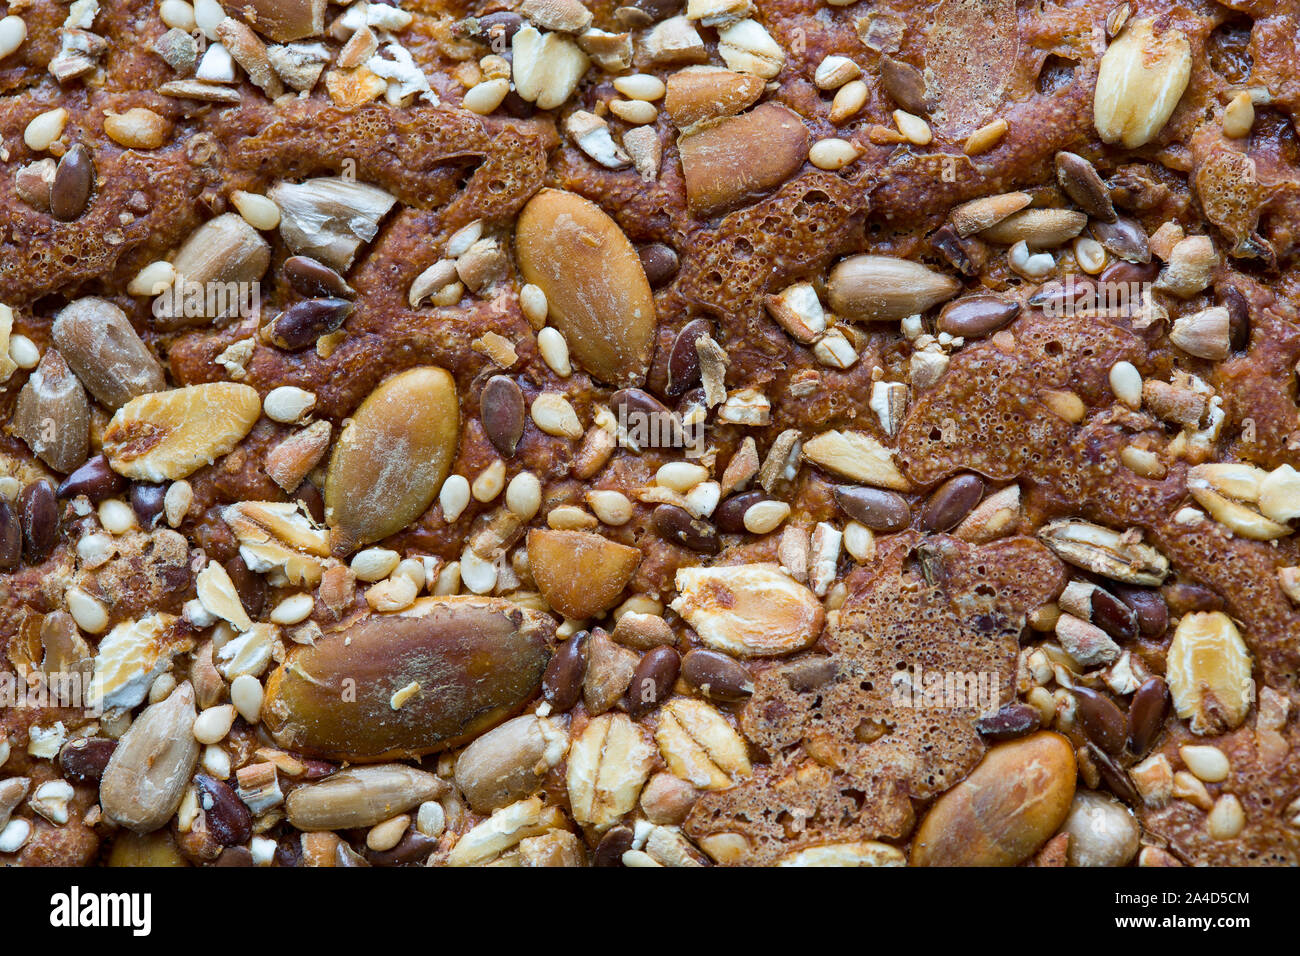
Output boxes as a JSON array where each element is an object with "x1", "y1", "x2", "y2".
[
  {"x1": 626, "y1": 646, "x2": 680, "y2": 717},
  {"x1": 543, "y1": 631, "x2": 590, "y2": 711},
  {"x1": 530, "y1": 392, "x2": 583, "y2": 439},
  {"x1": 667, "y1": 318, "x2": 709, "y2": 396},
  {"x1": 638, "y1": 242, "x2": 680, "y2": 288},
  {"x1": 528, "y1": 529, "x2": 641, "y2": 619},
  {"x1": 325, "y1": 367, "x2": 459, "y2": 552},
  {"x1": 103, "y1": 383, "x2": 260, "y2": 482},
  {"x1": 50, "y1": 144, "x2": 94, "y2": 221},
  {"x1": 263, "y1": 297, "x2": 353, "y2": 351},
  {"x1": 284, "y1": 255, "x2": 354, "y2": 299},
  {"x1": 480, "y1": 375, "x2": 526, "y2": 457},
  {"x1": 803, "y1": 430, "x2": 910, "y2": 490},
  {"x1": 25, "y1": 108, "x2": 68, "y2": 151},
  {"x1": 265, "y1": 599, "x2": 553, "y2": 760},
  {"x1": 593, "y1": 826, "x2": 634, "y2": 866},
  {"x1": 104, "y1": 108, "x2": 171, "y2": 150},
  {"x1": 829, "y1": 79, "x2": 868, "y2": 124},
  {"x1": 1054, "y1": 151, "x2": 1116, "y2": 222},
  {"x1": 827, "y1": 255, "x2": 961, "y2": 323},
  {"x1": 950, "y1": 192, "x2": 1032, "y2": 238},
  {"x1": 715, "y1": 491, "x2": 769, "y2": 533},
  {"x1": 680, "y1": 649, "x2": 753, "y2": 701},
  {"x1": 59, "y1": 737, "x2": 117, "y2": 783},
  {"x1": 1166, "y1": 611, "x2": 1253, "y2": 736},
  {"x1": 13, "y1": 349, "x2": 89, "y2": 474},
  {"x1": 52, "y1": 297, "x2": 166, "y2": 410},
  {"x1": 653, "y1": 503, "x2": 720, "y2": 553},
  {"x1": 975, "y1": 702, "x2": 1042, "y2": 741},
  {"x1": 1091, "y1": 215, "x2": 1151, "y2": 263},
  {"x1": 678, "y1": 103, "x2": 808, "y2": 216},
  {"x1": 1073, "y1": 687, "x2": 1127, "y2": 754},
  {"x1": 921, "y1": 474, "x2": 984, "y2": 531},
  {"x1": 936, "y1": 295, "x2": 1020, "y2": 337},
  {"x1": 809, "y1": 137, "x2": 860, "y2": 170},
  {"x1": 879, "y1": 56, "x2": 928, "y2": 114},
  {"x1": 832, "y1": 485, "x2": 909, "y2": 532},
  {"x1": 19, "y1": 480, "x2": 57, "y2": 564},
  {"x1": 1038, "y1": 519, "x2": 1168, "y2": 585},
  {"x1": 193, "y1": 773, "x2": 252, "y2": 846},
  {"x1": 100, "y1": 683, "x2": 200, "y2": 832}
]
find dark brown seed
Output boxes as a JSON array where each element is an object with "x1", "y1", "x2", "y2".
[
  {"x1": 284, "y1": 255, "x2": 354, "y2": 299},
  {"x1": 1054, "y1": 151, "x2": 1116, "y2": 222},
  {"x1": 214, "y1": 846, "x2": 255, "y2": 867},
  {"x1": 629, "y1": 0, "x2": 682, "y2": 22},
  {"x1": 542, "y1": 630, "x2": 589, "y2": 712},
  {"x1": 275, "y1": 837, "x2": 303, "y2": 867},
  {"x1": 879, "y1": 56, "x2": 929, "y2": 114},
  {"x1": 19, "y1": 480, "x2": 58, "y2": 565},
  {"x1": 461, "y1": 10, "x2": 523, "y2": 46},
  {"x1": 715, "y1": 491, "x2": 770, "y2": 533},
  {"x1": 1073, "y1": 687, "x2": 1126, "y2": 754},
  {"x1": 666, "y1": 318, "x2": 709, "y2": 397},
  {"x1": 638, "y1": 242, "x2": 680, "y2": 288},
  {"x1": 297, "y1": 482, "x2": 326, "y2": 524},
  {"x1": 653, "y1": 504, "x2": 719, "y2": 553},
  {"x1": 593, "y1": 825, "x2": 634, "y2": 866},
  {"x1": 500, "y1": 89, "x2": 535, "y2": 118},
  {"x1": 1027, "y1": 275, "x2": 1097, "y2": 311},
  {"x1": 680, "y1": 649, "x2": 754, "y2": 702},
  {"x1": 930, "y1": 223, "x2": 978, "y2": 276},
  {"x1": 610, "y1": 387, "x2": 681, "y2": 445},
  {"x1": 1162, "y1": 582, "x2": 1224, "y2": 616},
  {"x1": 921, "y1": 474, "x2": 984, "y2": 532},
  {"x1": 194, "y1": 773, "x2": 253, "y2": 846},
  {"x1": 832, "y1": 485, "x2": 910, "y2": 532},
  {"x1": 264, "y1": 297, "x2": 353, "y2": 350},
  {"x1": 365, "y1": 831, "x2": 437, "y2": 866},
  {"x1": 1089, "y1": 587, "x2": 1138, "y2": 642},
  {"x1": 936, "y1": 295, "x2": 1020, "y2": 338},
  {"x1": 15, "y1": 158, "x2": 55, "y2": 212},
  {"x1": 57, "y1": 454, "x2": 126, "y2": 502},
  {"x1": 481, "y1": 375, "x2": 526, "y2": 457},
  {"x1": 784, "y1": 656, "x2": 837, "y2": 692},
  {"x1": 975, "y1": 702, "x2": 1042, "y2": 741},
  {"x1": 1127, "y1": 677, "x2": 1170, "y2": 756},
  {"x1": 626, "y1": 646, "x2": 680, "y2": 717},
  {"x1": 1090, "y1": 216, "x2": 1150, "y2": 263},
  {"x1": 0, "y1": 500, "x2": 20, "y2": 572},
  {"x1": 58, "y1": 737, "x2": 117, "y2": 783},
  {"x1": 1222, "y1": 285, "x2": 1250, "y2": 351},
  {"x1": 1113, "y1": 586, "x2": 1168, "y2": 637},
  {"x1": 130, "y1": 483, "x2": 167, "y2": 529},
  {"x1": 51, "y1": 144, "x2": 94, "y2": 221},
  {"x1": 1099, "y1": 259, "x2": 1159, "y2": 288},
  {"x1": 224, "y1": 554, "x2": 266, "y2": 619},
  {"x1": 1089, "y1": 743, "x2": 1139, "y2": 805}
]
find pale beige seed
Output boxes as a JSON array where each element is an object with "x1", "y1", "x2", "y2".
[
  {"x1": 231, "y1": 190, "x2": 281, "y2": 230},
  {"x1": 366, "y1": 575, "x2": 419, "y2": 612},
  {"x1": 479, "y1": 54, "x2": 511, "y2": 80},
  {"x1": 472, "y1": 459, "x2": 507, "y2": 502},
  {"x1": 66, "y1": 587, "x2": 108, "y2": 634},
  {"x1": 0, "y1": 15, "x2": 28, "y2": 60},
  {"x1": 843, "y1": 520, "x2": 875, "y2": 562},
  {"x1": 127, "y1": 261, "x2": 176, "y2": 297},
  {"x1": 1222, "y1": 91, "x2": 1254, "y2": 139},
  {"x1": 893, "y1": 109, "x2": 932, "y2": 145},
  {"x1": 193, "y1": 704, "x2": 236, "y2": 745},
  {"x1": 547, "y1": 505, "x2": 598, "y2": 530},
  {"x1": 964, "y1": 118, "x2": 1008, "y2": 155},
  {"x1": 519, "y1": 284, "x2": 549, "y2": 329},
  {"x1": 743, "y1": 500, "x2": 790, "y2": 534},
  {"x1": 587, "y1": 489, "x2": 633, "y2": 525},
  {"x1": 351, "y1": 547, "x2": 400, "y2": 582},
  {"x1": 229, "y1": 674, "x2": 263, "y2": 724},
  {"x1": 366, "y1": 814, "x2": 411, "y2": 852},
  {"x1": 270, "y1": 593, "x2": 314, "y2": 625},
  {"x1": 24, "y1": 108, "x2": 68, "y2": 152},
  {"x1": 98, "y1": 498, "x2": 137, "y2": 535},
  {"x1": 829, "y1": 80, "x2": 868, "y2": 124},
  {"x1": 657, "y1": 461, "x2": 709, "y2": 493},
  {"x1": 1073, "y1": 236, "x2": 1107, "y2": 274},
  {"x1": 809, "y1": 138, "x2": 860, "y2": 170},
  {"x1": 463, "y1": 78, "x2": 510, "y2": 115},
  {"x1": 1120, "y1": 445, "x2": 1165, "y2": 479},
  {"x1": 159, "y1": 0, "x2": 195, "y2": 31},
  {"x1": 1207, "y1": 794, "x2": 1244, "y2": 840},
  {"x1": 531, "y1": 393, "x2": 583, "y2": 439},
  {"x1": 814, "y1": 54, "x2": 860, "y2": 90},
  {"x1": 103, "y1": 108, "x2": 171, "y2": 149},
  {"x1": 506, "y1": 471, "x2": 542, "y2": 520},
  {"x1": 537, "y1": 326, "x2": 572, "y2": 377},
  {"x1": 164, "y1": 480, "x2": 193, "y2": 528},
  {"x1": 263, "y1": 385, "x2": 316, "y2": 423},
  {"x1": 1109, "y1": 361, "x2": 1142, "y2": 409},
  {"x1": 613, "y1": 73, "x2": 665, "y2": 101},
  {"x1": 439, "y1": 474, "x2": 471, "y2": 522},
  {"x1": 202, "y1": 745, "x2": 231, "y2": 778},
  {"x1": 609, "y1": 99, "x2": 658, "y2": 125},
  {"x1": 1180, "y1": 744, "x2": 1229, "y2": 783},
  {"x1": 8, "y1": 335, "x2": 39, "y2": 370}
]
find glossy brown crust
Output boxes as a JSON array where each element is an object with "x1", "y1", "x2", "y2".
[{"x1": 1, "y1": 0, "x2": 1299, "y2": 866}]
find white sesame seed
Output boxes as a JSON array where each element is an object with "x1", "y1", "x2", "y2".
[
  {"x1": 270, "y1": 592, "x2": 314, "y2": 625},
  {"x1": 231, "y1": 190, "x2": 281, "y2": 230},
  {"x1": 439, "y1": 474, "x2": 471, "y2": 522},
  {"x1": 613, "y1": 73, "x2": 666, "y2": 101},
  {"x1": 505, "y1": 470, "x2": 542, "y2": 520},
  {"x1": 537, "y1": 326, "x2": 572, "y2": 377},
  {"x1": 98, "y1": 498, "x2": 137, "y2": 535},
  {"x1": 472, "y1": 459, "x2": 507, "y2": 502},
  {"x1": 1109, "y1": 360, "x2": 1142, "y2": 409},
  {"x1": 350, "y1": 547, "x2": 400, "y2": 582},
  {"x1": 24, "y1": 108, "x2": 68, "y2": 152}
]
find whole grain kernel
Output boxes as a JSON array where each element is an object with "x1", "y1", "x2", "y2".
[
  {"x1": 98, "y1": 498, "x2": 137, "y2": 535},
  {"x1": 893, "y1": 109, "x2": 932, "y2": 145},
  {"x1": 547, "y1": 505, "x2": 598, "y2": 530},
  {"x1": 609, "y1": 99, "x2": 658, "y2": 125},
  {"x1": 531, "y1": 393, "x2": 583, "y2": 439},
  {"x1": 829, "y1": 80, "x2": 868, "y2": 124},
  {"x1": 25, "y1": 108, "x2": 68, "y2": 152},
  {"x1": 231, "y1": 191, "x2": 281, "y2": 230},
  {"x1": 439, "y1": 474, "x2": 471, "y2": 522},
  {"x1": 743, "y1": 499, "x2": 790, "y2": 534},
  {"x1": 613, "y1": 73, "x2": 666, "y2": 101},
  {"x1": 587, "y1": 489, "x2": 633, "y2": 525},
  {"x1": 463, "y1": 78, "x2": 510, "y2": 115},
  {"x1": 229, "y1": 674, "x2": 263, "y2": 724},
  {"x1": 351, "y1": 547, "x2": 401, "y2": 582},
  {"x1": 270, "y1": 593, "x2": 314, "y2": 625},
  {"x1": 472, "y1": 460, "x2": 507, "y2": 502},
  {"x1": 193, "y1": 705, "x2": 236, "y2": 745},
  {"x1": 809, "y1": 138, "x2": 860, "y2": 170},
  {"x1": 506, "y1": 471, "x2": 542, "y2": 520},
  {"x1": 537, "y1": 327, "x2": 572, "y2": 377},
  {"x1": 519, "y1": 284, "x2": 549, "y2": 329},
  {"x1": 163, "y1": 480, "x2": 192, "y2": 528},
  {"x1": 1108, "y1": 361, "x2": 1142, "y2": 409}
]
